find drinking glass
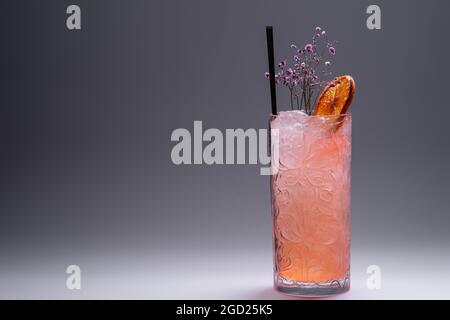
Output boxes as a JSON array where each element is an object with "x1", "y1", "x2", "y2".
[{"x1": 270, "y1": 111, "x2": 351, "y2": 296}]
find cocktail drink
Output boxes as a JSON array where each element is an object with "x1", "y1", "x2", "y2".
[
  {"x1": 270, "y1": 111, "x2": 351, "y2": 296},
  {"x1": 264, "y1": 25, "x2": 355, "y2": 296}
]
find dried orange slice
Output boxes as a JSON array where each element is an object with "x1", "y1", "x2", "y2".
[{"x1": 313, "y1": 75, "x2": 355, "y2": 116}]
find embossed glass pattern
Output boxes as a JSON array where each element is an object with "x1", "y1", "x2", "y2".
[{"x1": 270, "y1": 111, "x2": 351, "y2": 296}]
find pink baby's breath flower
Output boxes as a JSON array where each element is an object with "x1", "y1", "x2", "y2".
[
  {"x1": 264, "y1": 26, "x2": 337, "y2": 113},
  {"x1": 274, "y1": 73, "x2": 280, "y2": 84}
]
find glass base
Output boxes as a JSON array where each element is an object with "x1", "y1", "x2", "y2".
[{"x1": 274, "y1": 275, "x2": 350, "y2": 297}]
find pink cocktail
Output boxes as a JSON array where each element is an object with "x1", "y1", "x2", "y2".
[{"x1": 270, "y1": 111, "x2": 351, "y2": 296}]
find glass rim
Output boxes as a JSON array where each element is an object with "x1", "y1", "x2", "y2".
[{"x1": 269, "y1": 111, "x2": 352, "y2": 119}]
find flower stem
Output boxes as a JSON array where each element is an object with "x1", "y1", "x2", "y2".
[{"x1": 303, "y1": 89, "x2": 308, "y2": 114}]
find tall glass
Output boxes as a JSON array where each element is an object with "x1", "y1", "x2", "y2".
[{"x1": 270, "y1": 111, "x2": 351, "y2": 296}]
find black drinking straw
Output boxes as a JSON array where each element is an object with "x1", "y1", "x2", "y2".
[{"x1": 266, "y1": 26, "x2": 278, "y2": 115}]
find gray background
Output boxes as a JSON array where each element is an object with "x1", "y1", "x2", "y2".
[{"x1": 0, "y1": 0, "x2": 449, "y2": 299}]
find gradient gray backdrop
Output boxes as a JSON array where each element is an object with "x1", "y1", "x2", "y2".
[{"x1": 0, "y1": 0, "x2": 449, "y2": 299}]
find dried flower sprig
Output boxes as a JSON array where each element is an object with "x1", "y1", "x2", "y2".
[{"x1": 265, "y1": 26, "x2": 337, "y2": 115}]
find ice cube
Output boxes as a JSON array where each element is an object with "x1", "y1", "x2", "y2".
[
  {"x1": 270, "y1": 111, "x2": 309, "y2": 169},
  {"x1": 270, "y1": 110, "x2": 309, "y2": 131}
]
